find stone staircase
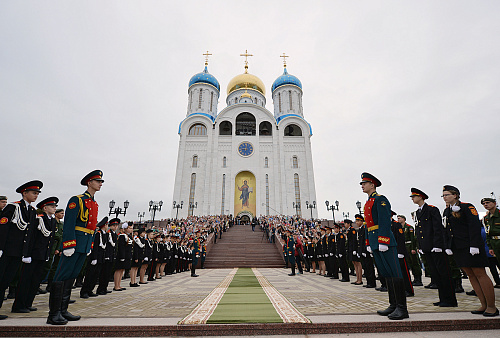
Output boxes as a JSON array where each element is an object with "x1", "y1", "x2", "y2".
[{"x1": 204, "y1": 224, "x2": 285, "y2": 268}]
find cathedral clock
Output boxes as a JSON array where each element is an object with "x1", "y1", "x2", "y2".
[{"x1": 238, "y1": 142, "x2": 254, "y2": 157}]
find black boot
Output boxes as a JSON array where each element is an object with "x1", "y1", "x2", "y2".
[
  {"x1": 191, "y1": 267, "x2": 198, "y2": 277},
  {"x1": 388, "y1": 278, "x2": 409, "y2": 320},
  {"x1": 377, "y1": 277, "x2": 396, "y2": 316},
  {"x1": 74, "y1": 276, "x2": 83, "y2": 288},
  {"x1": 61, "y1": 279, "x2": 80, "y2": 321},
  {"x1": 454, "y1": 277, "x2": 465, "y2": 293},
  {"x1": 412, "y1": 275, "x2": 423, "y2": 286},
  {"x1": 46, "y1": 281, "x2": 68, "y2": 325}
]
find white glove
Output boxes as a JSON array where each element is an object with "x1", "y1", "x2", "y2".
[
  {"x1": 63, "y1": 248, "x2": 75, "y2": 257},
  {"x1": 0, "y1": 250, "x2": 3, "y2": 258},
  {"x1": 330, "y1": 253, "x2": 333, "y2": 256},
  {"x1": 379, "y1": 244, "x2": 389, "y2": 252},
  {"x1": 418, "y1": 249, "x2": 424, "y2": 255},
  {"x1": 445, "y1": 249, "x2": 453, "y2": 255},
  {"x1": 367, "y1": 246, "x2": 372, "y2": 253},
  {"x1": 144, "y1": 257, "x2": 149, "y2": 261},
  {"x1": 470, "y1": 247, "x2": 480, "y2": 255},
  {"x1": 431, "y1": 248, "x2": 443, "y2": 253},
  {"x1": 87, "y1": 252, "x2": 91, "y2": 256},
  {"x1": 91, "y1": 259, "x2": 97, "y2": 265},
  {"x1": 120, "y1": 259, "x2": 125, "y2": 261},
  {"x1": 22, "y1": 257, "x2": 32, "y2": 264},
  {"x1": 398, "y1": 254, "x2": 404, "y2": 259},
  {"x1": 353, "y1": 251, "x2": 357, "y2": 256},
  {"x1": 338, "y1": 254, "x2": 342, "y2": 257},
  {"x1": 362, "y1": 253, "x2": 366, "y2": 257}
]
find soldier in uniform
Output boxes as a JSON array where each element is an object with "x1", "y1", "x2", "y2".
[
  {"x1": 285, "y1": 230, "x2": 296, "y2": 276},
  {"x1": 391, "y1": 212, "x2": 414, "y2": 297},
  {"x1": 114, "y1": 223, "x2": 133, "y2": 291},
  {"x1": 12, "y1": 196, "x2": 58, "y2": 313},
  {"x1": 346, "y1": 219, "x2": 362, "y2": 285},
  {"x1": 442, "y1": 185, "x2": 497, "y2": 316},
  {"x1": 47, "y1": 170, "x2": 103, "y2": 325},
  {"x1": 355, "y1": 214, "x2": 376, "y2": 288},
  {"x1": 96, "y1": 218, "x2": 118, "y2": 295},
  {"x1": 335, "y1": 224, "x2": 349, "y2": 282},
  {"x1": 0, "y1": 196, "x2": 7, "y2": 214},
  {"x1": 483, "y1": 197, "x2": 500, "y2": 283},
  {"x1": 45, "y1": 209, "x2": 64, "y2": 293},
  {"x1": 80, "y1": 217, "x2": 108, "y2": 298},
  {"x1": 191, "y1": 234, "x2": 200, "y2": 277},
  {"x1": 361, "y1": 173, "x2": 408, "y2": 320},
  {"x1": 398, "y1": 215, "x2": 423, "y2": 286},
  {"x1": 0, "y1": 180, "x2": 42, "y2": 320}
]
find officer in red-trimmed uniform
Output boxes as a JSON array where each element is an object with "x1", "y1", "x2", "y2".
[
  {"x1": 360, "y1": 172, "x2": 408, "y2": 320},
  {"x1": 47, "y1": 170, "x2": 103, "y2": 325},
  {"x1": 0, "y1": 181, "x2": 42, "y2": 320}
]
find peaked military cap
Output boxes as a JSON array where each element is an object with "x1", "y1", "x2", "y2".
[
  {"x1": 97, "y1": 216, "x2": 109, "y2": 228},
  {"x1": 16, "y1": 180, "x2": 43, "y2": 193},
  {"x1": 360, "y1": 172, "x2": 381, "y2": 187},
  {"x1": 109, "y1": 218, "x2": 121, "y2": 225},
  {"x1": 137, "y1": 228, "x2": 146, "y2": 235},
  {"x1": 81, "y1": 170, "x2": 104, "y2": 186},
  {"x1": 0, "y1": 196, "x2": 7, "y2": 201},
  {"x1": 36, "y1": 196, "x2": 59, "y2": 209},
  {"x1": 443, "y1": 185, "x2": 460, "y2": 195},
  {"x1": 355, "y1": 214, "x2": 364, "y2": 221},
  {"x1": 410, "y1": 188, "x2": 428, "y2": 200},
  {"x1": 391, "y1": 210, "x2": 397, "y2": 216},
  {"x1": 481, "y1": 197, "x2": 496, "y2": 204}
]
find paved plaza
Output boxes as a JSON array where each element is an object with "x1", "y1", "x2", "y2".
[{"x1": 1, "y1": 268, "x2": 498, "y2": 322}]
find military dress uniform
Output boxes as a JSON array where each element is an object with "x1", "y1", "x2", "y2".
[
  {"x1": 335, "y1": 228, "x2": 349, "y2": 282},
  {"x1": 80, "y1": 217, "x2": 108, "y2": 298},
  {"x1": 391, "y1": 218, "x2": 414, "y2": 297},
  {"x1": 0, "y1": 181, "x2": 41, "y2": 320},
  {"x1": 191, "y1": 237, "x2": 200, "y2": 277},
  {"x1": 356, "y1": 216, "x2": 376, "y2": 288},
  {"x1": 97, "y1": 222, "x2": 118, "y2": 294},
  {"x1": 412, "y1": 188, "x2": 456, "y2": 307},
  {"x1": 484, "y1": 202, "x2": 500, "y2": 266},
  {"x1": 361, "y1": 173, "x2": 407, "y2": 320},
  {"x1": 13, "y1": 197, "x2": 58, "y2": 313},
  {"x1": 401, "y1": 222, "x2": 422, "y2": 285},
  {"x1": 327, "y1": 228, "x2": 338, "y2": 278},
  {"x1": 48, "y1": 170, "x2": 103, "y2": 325},
  {"x1": 46, "y1": 214, "x2": 64, "y2": 292}
]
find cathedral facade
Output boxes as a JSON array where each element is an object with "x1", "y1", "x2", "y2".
[{"x1": 171, "y1": 55, "x2": 317, "y2": 221}]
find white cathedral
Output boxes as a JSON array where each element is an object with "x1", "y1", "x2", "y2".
[{"x1": 171, "y1": 53, "x2": 318, "y2": 222}]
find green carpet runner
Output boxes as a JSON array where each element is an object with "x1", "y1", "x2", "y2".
[{"x1": 206, "y1": 268, "x2": 283, "y2": 323}]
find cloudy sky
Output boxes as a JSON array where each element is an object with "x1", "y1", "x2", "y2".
[{"x1": 1, "y1": 1, "x2": 499, "y2": 222}]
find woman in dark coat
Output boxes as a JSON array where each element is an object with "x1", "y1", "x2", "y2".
[
  {"x1": 114, "y1": 223, "x2": 133, "y2": 291},
  {"x1": 442, "y1": 185, "x2": 497, "y2": 316},
  {"x1": 130, "y1": 228, "x2": 145, "y2": 287}
]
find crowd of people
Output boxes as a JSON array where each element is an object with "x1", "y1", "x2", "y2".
[
  {"x1": 1, "y1": 170, "x2": 499, "y2": 324},
  {"x1": 276, "y1": 173, "x2": 500, "y2": 320},
  {"x1": 0, "y1": 171, "x2": 233, "y2": 324}
]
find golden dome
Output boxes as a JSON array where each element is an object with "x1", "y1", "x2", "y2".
[{"x1": 227, "y1": 71, "x2": 266, "y2": 96}]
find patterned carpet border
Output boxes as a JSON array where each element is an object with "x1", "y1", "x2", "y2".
[
  {"x1": 252, "y1": 268, "x2": 311, "y2": 323},
  {"x1": 178, "y1": 268, "x2": 238, "y2": 324}
]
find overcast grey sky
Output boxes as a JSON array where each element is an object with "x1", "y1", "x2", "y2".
[{"x1": 1, "y1": 1, "x2": 499, "y2": 222}]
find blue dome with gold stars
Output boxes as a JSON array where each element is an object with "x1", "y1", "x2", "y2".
[
  {"x1": 272, "y1": 68, "x2": 302, "y2": 92},
  {"x1": 189, "y1": 66, "x2": 220, "y2": 91}
]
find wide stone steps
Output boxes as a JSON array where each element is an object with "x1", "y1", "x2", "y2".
[{"x1": 204, "y1": 225, "x2": 284, "y2": 268}]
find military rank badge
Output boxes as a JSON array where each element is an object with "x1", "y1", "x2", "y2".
[
  {"x1": 68, "y1": 202, "x2": 77, "y2": 209},
  {"x1": 0, "y1": 217, "x2": 8, "y2": 224}
]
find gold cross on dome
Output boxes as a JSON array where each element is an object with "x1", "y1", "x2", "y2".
[
  {"x1": 203, "y1": 51, "x2": 212, "y2": 66},
  {"x1": 240, "y1": 49, "x2": 253, "y2": 73},
  {"x1": 280, "y1": 53, "x2": 289, "y2": 67}
]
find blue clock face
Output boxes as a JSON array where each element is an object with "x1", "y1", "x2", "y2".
[{"x1": 238, "y1": 142, "x2": 254, "y2": 157}]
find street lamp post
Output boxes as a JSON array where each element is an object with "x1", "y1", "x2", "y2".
[
  {"x1": 325, "y1": 200, "x2": 339, "y2": 223},
  {"x1": 189, "y1": 201, "x2": 197, "y2": 216},
  {"x1": 108, "y1": 200, "x2": 130, "y2": 217},
  {"x1": 342, "y1": 212, "x2": 350, "y2": 220},
  {"x1": 292, "y1": 202, "x2": 301, "y2": 217},
  {"x1": 138, "y1": 212, "x2": 145, "y2": 223},
  {"x1": 356, "y1": 200, "x2": 363, "y2": 215},
  {"x1": 172, "y1": 200, "x2": 183, "y2": 220},
  {"x1": 149, "y1": 200, "x2": 163, "y2": 227},
  {"x1": 305, "y1": 200, "x2": 316, "y2": 219}
]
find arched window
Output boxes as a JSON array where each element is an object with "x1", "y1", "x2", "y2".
[
  {"x1": 188, "y1": 173, "x2": 196, "y2": 216},
  {"x1": 289, "y1": 90, "x2": 293, "y2": 110},
  {"x1": 254, "y1": 97, "x2": 258, "y2": 104},
  {"x1": 284, "y1": 124, "x2": 302, "y2": 136},
  {"x1": 259, "y1": 121, "x2": 273, "y2": 136},
  {"x1": 292, "y1": 156, "x2": 298, "y2": 168},
  {"x1": 223, "y1": 156, "x2": 227, "y2": 168},
  {"x1": 235, "y1": 112, "x2": 256, "y2": 136},
  {"x1": 219, "y1": 121, "x2": 232, "y2": 135},
  {"x1": 264, "y1": 157, "x2": 269, "y2": 168},
  {"x1": 192, "y1": 155, "x2": 198, "y2": 168},
  {"x1": 198, "y1": 89, "x2": 203, "y2": 109},
  {"x1": 278, "y1": 92, "x2": 282, "y2": 113},
  {"x1": 294, "y1": 173, "x2": 301, "y2": 216},
  {"x1": 188, "y1": 123, "x2": 207, "y2": 136},
  {"x1": 210, "y1": 92, "x2": 214, "y2": 112}
]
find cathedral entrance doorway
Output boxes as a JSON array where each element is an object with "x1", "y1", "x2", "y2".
[{"x1": 240, "y1": 215, "x2": 250, "y2": 224}]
